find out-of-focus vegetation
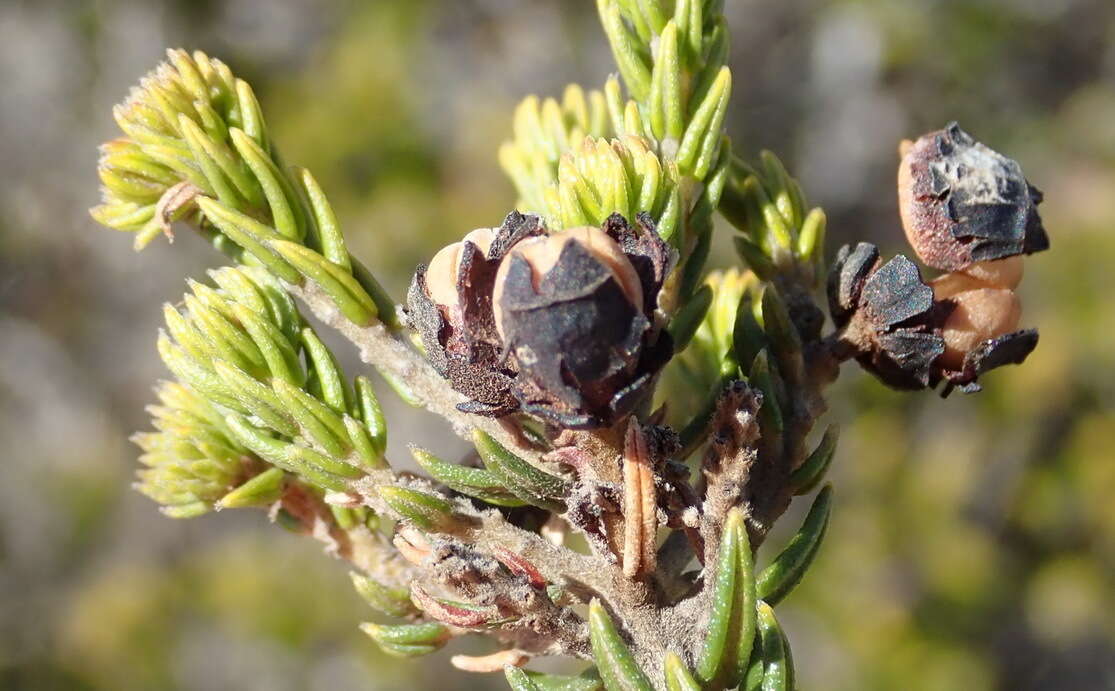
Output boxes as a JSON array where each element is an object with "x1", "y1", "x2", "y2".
[{"x1": 1, "y1": 1, "x2": 1112, "y2": 689}]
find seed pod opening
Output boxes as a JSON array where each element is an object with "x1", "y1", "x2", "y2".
[
  {"x1": 898, "y1": 122, "x2": 1049, "y2": 271},
  {"x1": 407, "y1": 216, "x2": 542, "y2": 417},
  {"x1": 425, "y1": 228, "x2": 496, "y2": 308},
  {"x1": 406, "y1": 211, "x2": 674, "y2": 428}
]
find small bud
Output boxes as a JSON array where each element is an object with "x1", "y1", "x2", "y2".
[
  {"x1": 451, "y1": 649, "x2": 528, "y2": 674},
  {"x1": 393, "y1": 526, "x2": 433, "y2": 566}
]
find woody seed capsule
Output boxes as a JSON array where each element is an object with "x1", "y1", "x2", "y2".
[
  {"x1": 898, "y1": 122, "x2": 1048, "y2": 271},
  {"x1": 406, "y1": 212, "x2": 674, "y2": 428}
]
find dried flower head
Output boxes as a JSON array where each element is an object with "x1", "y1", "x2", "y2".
[
  {"x1": 897, "y1": 122, "x2": 1049, "y2": 271},
  {"x1": 406, "y1": 215, "x2": 543, "y2": 417},
  {"x1": 407, "y1": 212, "x2": 674, "y2": 428},
  {"x1": 829, "y1": 243, "x2": 1039, "y2": 394},
  {"x1": 833, "y1": 125, "x2": 1049, "y2": 393}
]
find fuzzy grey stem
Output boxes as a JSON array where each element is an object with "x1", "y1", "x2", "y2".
[{"x1": 288, "y1": 281, "x2": 546, "y2": 465}]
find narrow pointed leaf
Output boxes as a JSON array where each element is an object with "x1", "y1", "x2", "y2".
[
  {"x1": 664, "y1": 652, "x2": 701, "y2": 691},
  {"x1": 668, "y1": 283, "x2": 713, "y2": 351},
  {"x1": 755, "y1": 603, "x2": 788, "y2": 691},
  {"x1": 216, "y1": 467, "x2": 285, "y2": 508},
  {"x1": 296, "y1": 167, "x2": 350, "y2": 269},
  {"x1": 506, "y1": 666, "x2": 543, "y2": 691},
  {"x1": 732, "y1": 292, "x2": 767, "y2": 375},
  {"x1": 270, "y1": 240, "x2": 377, "y2": 326},
  {"x1": 350, "y1": 571, "x2": 417, "y2": 617},
  {"x1": 756, "y1": 484, "x2": 833, "y2": 605},
  {"x1": 229, "y1": 128, "x2": 302, "y2": 241},
  {"x1": 521, "y1": 670, "x2": 603, "y2": 691},
  {"x1": 790, "y1": 426, "x2": 838, "y2": 495},
  {"x1": 473, "y1": 429, "x2": 568, "y2": 511},
  {"x1": 361, "y1": 622, "x2": 448, "y2": 658},
  {"x1": 300, "y1": 327, "x2": 349, "y2": 413},
  {"x1": 697, "y1": 508, "x2": 756, "y2": 688},
  {"x1": 588, "y1": 600, "x2": 654, "y2": 691},
  {"x1": 377, "y1": 486, "x2": 456, "y2": 531},
  {"x1": 354, "y1": 376, "x2": 387, "y2": 456},
  {"x1": 412, "y1": 446, "x2": 526, "y2": 507},
  {"x1": 195, "y1": 197, "x2": 300, "y2": 282}
]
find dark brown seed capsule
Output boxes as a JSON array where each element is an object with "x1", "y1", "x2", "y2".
[
  {"x1": 898, "y1": 122, "x2": 1049, "y2": 271},
  {"x1": 493, "y1": 215, "x2": 674, "y2": 428},
  {"x1": 406, "y1": 212, "x2": 674, "y2": 428},
  {"x1": 827, "y1": 243, "x2": 1037, "y2": 394},
  {"x1": 406, "y1": 214, "x2": 546, "y2": 417}
]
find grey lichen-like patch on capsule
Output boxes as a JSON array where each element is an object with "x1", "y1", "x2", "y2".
[
  {"x1": 899, "y1": 122, "x2": 1049, "y2": 271},
  {"x1": 860, "y1": 255, "x2": 935, "y2": 330}
]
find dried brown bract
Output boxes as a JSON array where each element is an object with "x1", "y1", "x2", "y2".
[
  {"x1": 828, "y1": 244, "x2": 946, "y2": 390},
  {"x1": 407, "y1": 212, "x2": 675, "y2": 429}
]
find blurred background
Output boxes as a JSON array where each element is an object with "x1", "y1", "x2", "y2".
[{"x1": 2, "y1": 0, "x2": 1113, "y2": 689}]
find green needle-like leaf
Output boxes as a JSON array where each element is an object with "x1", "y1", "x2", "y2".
[
  {"x1": 354, "y1": 376, "x2": 387, "y2": 456},
  {"x1": 271, "y1": 377, "x2": 349, "y2": 459},
  {"x1": 350, "y1": 572, "x2": 417, "y2": 618},
  {"x1": 269, "y1": 240, "x2": 378, "y2": 326},
  {"x1": 195, "y1": 197, "x2": 300, "y2": 283},
  {"x1": 361, "y1": 622, "x2": 449, "y2": 658},
  {"x1": 518, "y1": 670, "x2": 604, "y2": 691},
  {"x1": 759, "y1": 286, "x2": 803, "y2": 386},
  {"x1": 790, "y1": 425, "x2": 838, "y2": 495},
  {"x1": 412, "y1": 446, "x2": 526, "y2": 507},
  {"x1": 748, "y1": 351, "x2": 783, "y2": 434},
  {"x1": 599, "y1": 1, "x2": 652, "y2": 103},
  {"x1": 300, "y1": 327, "x2": 350, "y2": 413},
  {"x1": 588, "y1": 600, "x2": 654, "y2": 691},
  {"x1": 755, "y1": 603, "x2": 788, "y2": 691},
  {"x1": 669, "y1": 283, "x2": 713, "y2": 352},
  {"x1": 697, "y1": 507, "x2": 756, "y2": 688},
  {"x1": 376, "y1": 486, "x2": 457, "y2": 531},
  {"x1": 229, "y1": 127, "x2": 303, "y2": 241},
  {"x1": 664, "y1": 652, "x2": 702, "y2": 691},
  {"x1": 506, "y1": 667, "x2": 544, "y2": 691},
  {"x1": 216, "y1": 467, "x2": 285, "y2": 509},
  {"x1": 473, "y1": 429, "x2": 568, "y2": 511},
  {"x1": 676, "y1": 67, "x2": 730, "y2": 178},
  {"x1": 756, "y1": 484, "x2": 833, "y2": 605},
  {"x1": 296, "y1": 167, "x2": 350, "y2": 270}
]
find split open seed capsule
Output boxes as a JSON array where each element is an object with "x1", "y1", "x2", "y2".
[
  {"x1": 898, "y1": 122, "x2": 1049, "y2": 271},
  {"x1": 406, "y1": 212, "x2": 674, "y2": 428}
]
